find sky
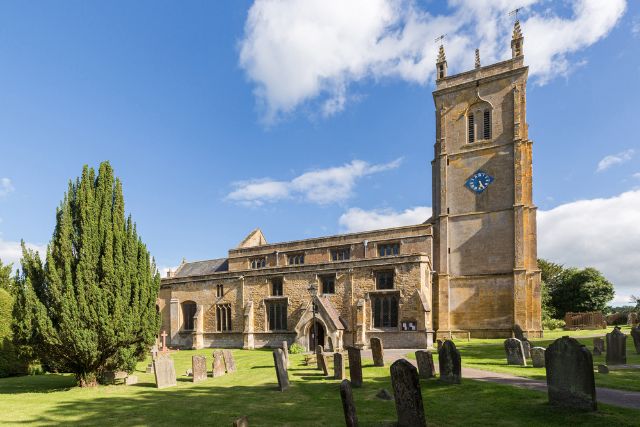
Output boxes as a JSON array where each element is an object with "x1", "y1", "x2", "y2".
[{"x1": 0, "y1": 1, "x2": 639, "y2": 306}]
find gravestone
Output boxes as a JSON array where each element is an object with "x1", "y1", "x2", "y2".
[
  {"x1": 145, "y1": 363, "x2": 154, "y2": 374},
  {"x1": 376, "y1": 389, "x2": 393, "y2": 400},
  {"x1": 631, "y1": 326, "x2": 640, "y2": 354},
  {"x1": 370, "y1": 337, "x2": 384, "y2": 367},
  {"x1": 438, "y1": 340, "x2": 461, "y2": 384},
  {"x1": 316, "y1": 344, "x2": 324, "y2": 370},
  {"x1": 415, "y1": 350, "x2": 435, "y2": 379},
  {"x1": 153, "y1": 354, "x2": 177, "y2": 389},
  {"x1": 233, "y1": 416, "x2": 249, "y2": 427},
  {"x1": 436, "y1": 339, "x2": 443, "y2": 352},
  {"x1": 628, "y1": 312, "x2": 638, "y2": 326},
  {"x1": 272, "y1": 348, "x2": 289, "y2": 391},
  {"x1": 598, "y1": 364, "x2": 609, "y2": 374},
  {"x1": 504, "y1": 338, "x2": 527, "y2": 366},
  {"x1": 160, "y1": 330, "x2": 168, "y2": 352},
  {"x1": 213, "y1": 350, "x2": 226, "y2": 377},
  {"x1": 282, "y1": 341, "x2": 290, "y2": 368},
  {"x1": 522, "y1": 340, "x2": 531, "y2": 359},
  {"x1": 346, "y1": 346, "x2": 363, "y2": 387},
  {"x1": 125, "y1": 375, "x2": 138, "y2": 386},
  {"x1": 593, "y1": 337, "x2": 605, "y2": 355},
  {"x1": 545, "y1": 336, "x2": 597, "y2": 411},
  {"x1": 151, "y1": 343, "x2": 159, "y2": 360},
  {"x1": 223, "y1": 349, "x2": 237, "y2": 373},
  {"x1": 390, "y1": 359, "x2": 427, "y2": 427},
  {"x1": 318, "y1": 352, "x2": 330, "y2": 376},
  {"x1": 513, "y1": 324, "x2": 526, "y2": 341},
  {"x1": 531, "y1": 347, "x2": 545, "y2": 368},
  {"x1": 334, "y1": 352, "x2": 346, "y2": 380},
  {"x1": 192, "y1": 355, "x2": 207, "y2": 383},
  {"x1": 340, "y1": 379, "x2": 359, "y2": 427},
  {"x1": 605, "y1": 327, "x2": 627, "y2": 365}
]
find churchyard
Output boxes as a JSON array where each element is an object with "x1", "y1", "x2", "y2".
[{"x1": 1, "y1": 327, "x2": 640, "y2": 426}]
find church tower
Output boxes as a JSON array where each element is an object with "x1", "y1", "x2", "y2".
[{"x1": 431, "y1": 23, "x2": 542, "y2": 338}]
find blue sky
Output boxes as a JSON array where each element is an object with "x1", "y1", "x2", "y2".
[{"x1": 0, "y1": 1, "x2": 639, "y2": 304}]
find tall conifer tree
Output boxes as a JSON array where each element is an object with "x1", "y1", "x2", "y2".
[{"x1": 13, "y1": 162, "x2": 160, "y2": 386}]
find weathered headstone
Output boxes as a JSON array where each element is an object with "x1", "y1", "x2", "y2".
[
  {"x1": 438, "y1": 340, "x2": 461, "y2": 384},
  {"x1": 605, "y1": 327, "x2": 627, "y2": 365},
  {"x1": 192, "y1": 355, "x2": 207, "y2": 383},
  {"x1": 390, "y1": 359, "x2": 427, "y2": 427},
  {"x1": 376, "y1": 389, "x2": 393, "y2": 400},
  {"x1": 153, "y1": 354, "x2": 177, "y2": 389},
  {"x1": 340, "y1": 379, "x2": 359, "y2": 427},
  {"x1": 415, "y1": 350, "x2": 435, "y2": 379},
  {"x1": 282, "y1": 341, "x2": 290, "y2": 368},
  {"x1": 272, "y1": 348, "x2": 289, "y2": 391},
  {"x1": 628, "y1": 312, "x2": 638, "y2": 326},
  {"x1": 522, "y1": 340, "x2": 531, "y2": 359},
  {"x1": 545, "y1": 336, "x2": 597, "y2": 411},
  {"x1": 593, "y1": 337, "x2": 605, "y2": 355},
  {"x1": 233, "y1": 416, "x2": 249, "y2": 427},
  {"x1": 145, "y1": 363, "x2": 154, "y2": 374},
  {"x1": 598, "y1": 364, "x2": 609, "y2": 374},
  {"x1": 316, "y1": 344, "x2": 324, "y2": 370},
  {"x1": 213, "y1": 350, "x2": 226, "y2": 377},
  {"x1": 334, "y1": 352, "x2": 346, "y2": 380},
  {"x1": 631, "y1": 326, "x2": 640, "y2": 354},
  {"x1": 223, "y1": 349, "x2": 237, "y2": 373},
  {"x1": 318, "y1": 352, "x2": 330, "y2": 376},
  {"x1": 370, "y1": 337, "x2": 384, "y2": 367},
  {"x1": 504, "y1": 338, "x2": 527, "y2": 366},
  {"x1": 125, "y1": 375, "x2": 138, "y2": 386},
  {"x1": 436, "y1": 339, "x2": 443, "y2": 352},
  {"x1": 513, "y1": 324, "x2": 526, "y2": 341},
  {"x1": 346, "y1": 346, "x2": 363, "y2": 387},
  {"x1": 531, "y1": 347, "x2": 545, "y2": 368},
  {"x1": 151, "y1": 343, "x2": 159, "y2": 360}
]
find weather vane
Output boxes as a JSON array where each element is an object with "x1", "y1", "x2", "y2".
[
  {"x1": 509, "y1": 8, "x2": 521, "y2": 22},
  {"x1": 434, "y1": 34, "x2": 446, "y2": 44}
]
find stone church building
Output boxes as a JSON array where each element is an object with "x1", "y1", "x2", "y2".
[{"x1": 158, "y1": 22, "x2": 542, "y2": 351}]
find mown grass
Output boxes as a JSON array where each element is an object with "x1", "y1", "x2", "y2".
[{"x1": 1, "y1": 348, "x2": 639, "y2": 426}]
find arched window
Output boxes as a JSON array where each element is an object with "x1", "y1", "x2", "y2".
[
  {"x1": 181, "y1": 301, "x2": 197, "y2": 331},
  {"x1": 216, "y1": 304, "x2": 232, "y2": 332}
]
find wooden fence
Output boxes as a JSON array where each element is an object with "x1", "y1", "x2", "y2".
[{"x1": 564, "y1": 311, "x2": 606, "y2": 330}]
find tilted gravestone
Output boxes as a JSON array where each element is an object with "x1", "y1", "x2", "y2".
[
  {"x1": 340, "y1": 379, "x2": 359, "y2": 427},
  {"x1": 213, "y1": 350, "x2": 226, "y2": 377},
  {"x1": 631, "y1": 326, "x2": 640, "y2": 354},
  {"x1": 606, "y1": 327, "x2": 627, "y2": 365},
  {"x1": 318, "y1": 352, "x2": 330, "y2": 376},
  {"x1": 521, "y1": 340, "x2": 531, "y2": 359},
  {"x1": 272, "y1": 348, "x2": 289, "y2": 392},
  {"x1": 192, "y1": 355, "x2": 208, "y2": 383},
  {"x1": 334, "y1": 352, "x2": 346, "y2": 380},
  {"x1": 628, "y1": 312, "x2": 638, "y2": 326},
  {"x1": 315, "y1": 344, "x2": 325, "y2": 370},
  {"x1": 531, "y1": 347, "x2": 545, "y2": 368},
  {"x1": 593, "y1": 337, "x2": 605, "y2": 355},
  {"x1": 545, "y1": 336, "x2": 596, "y2": 411},
  {"x1": 513, "y1": 324, "x2": 526, "y2": 341},
  {"x1": 504, "y1": 338, "x2": 527, "y2": 366},
  {"x1": 438, "y1": 340, "x2": 461, "y2": 384},
  {"x1": 415, "y1": 350, "x2": 436, "y2": 379},
  {"x1": 370, "y1": 337, "x2": 384, "y2": 367},
  {"x1": 223, "y1": 349, "x2": 237, "y2": 373},
  {"x1": 346, "y1": 346, "x2": 363, "y2": 387},
  {"x1": 390, "y1": 359, "x2": 427, "y2": 427},
  {"x1": 282, "y1": 341, "x2": 290, "y2": 368},
  {"x1": 153, "y1": 354, "x2": 177, "y2": 389}
]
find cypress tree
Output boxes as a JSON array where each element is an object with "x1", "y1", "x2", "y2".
[{"x1": 13, "y1": 162, "x2": 160, "y2": 386}]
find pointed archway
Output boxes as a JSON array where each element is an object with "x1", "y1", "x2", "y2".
[{"x1": 308, "y1": 319, "x2": 326, "y2": 352}]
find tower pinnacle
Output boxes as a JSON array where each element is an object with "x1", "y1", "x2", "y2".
[
  {"x1": 436, "y1": 44, "x2": 448, "y2": 80},
  {"x1": 511, "y1": 20, "x2": 524, "y2": 58},
  {"x1": 475, "y1": 48, "x2": 481, "y2": 69}
]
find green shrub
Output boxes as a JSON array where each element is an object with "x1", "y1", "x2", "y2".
[
  {"x1": 0, "y1": 288, "x2": 28, "y2": 377},
  {"x1": 542, "y1": 318, "x2": 565, "y2": 331},
  {"x1": 289, "y1": 343, "x2": 305, "y2": 354}
]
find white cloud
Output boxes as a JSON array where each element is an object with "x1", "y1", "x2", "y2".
[
  {"x1": 0, "y1": 237, "x2": 47, "y2": 270},
  {"x1": 537, "y1": 190, "x2": 640, "y2": 306},
  {"x1": 596, "y1": 149, "x2": 635, "y2": 172},
  {"x1": 239, "y1": 0, "x2": 626, "y2": 120},
  {"x1": 226, "y1": 158, "x2": 402, "y2": 206},
  {"x1": 633, "y1": 172, "x2": 640, "y2": 179},
  {"x1": 632, "y1": 16, "x2": 640, "y2": 37},
  {"x1": 0, "y1": 178, "x2": 15, "y2": 197},
  {"x1": 339, "y1": 206, "x2": 431, "y2": 232}
]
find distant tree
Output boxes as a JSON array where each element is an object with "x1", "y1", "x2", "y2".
[
  {"x1": 13, "y1": 162, "x2": 160, "y2": 386},
  {"x1": 549, "y1": 267, "x2": 615, "y2": 318},
  {"x1": 537, "y1": 259, "x2": 564, "y2": 319},
  {"x1": 631, "y1": 295, "x2": 640, "y2": 310}
]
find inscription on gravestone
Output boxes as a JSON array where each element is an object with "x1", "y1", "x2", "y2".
[
  {"x1": 606, "y1": 327, "x2": 627, "y2": 365},
  {"x1": 272, "y1": 348, "x2": 289, "y2": 391},
  {"x1": 213, "y1": 350, "x2": 226, "y2": 377},
  {"x1": 504, "y1": 338, "x2": 527, "y2": 366},
  {"x1": 415, "y1": 350, "x2": 436, "y2": 379},
  {"x1": 153, "y1": 354, "x2": 177, "y2": 389},
  {"x1": 370, "y1": 337, "x2": 384, "y2": 367},
  {"x1": 545, "y1": 336, "x2": 596, "y2": 411},
  {"x1": 340, "y1": 379, "x2": 359, "y2": 427},
  {"x1": 192, "y1": 355, "x2": 207, "y2": 383},
  {"x1": 438, "y1": 340, "x2": 461, "y2": 384},
  {"x1": 531, "y1": 347, "x2": 545, "y2": 368},
  {"x1": 630, "y1": 326, "x2": 640, "y2": 355},
  {"x1": 223, "y1": 350, "x2": 237, "y2": 373},
  {"x1": 334, "y1": 352, "x2": 346, "y2": 380},
  {"x1": 347, "y1": 346, "x2": 363, "y2": 387},
  {"x1": 390, "y1": 359, "x2": 427, "y2": 427}
]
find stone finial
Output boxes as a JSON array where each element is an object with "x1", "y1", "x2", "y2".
[
  {"x1": 511, "y1": 20, "x2": 524, "y2": 58},
  {"x1": 436, "y1": 44, "x2": 448, "y2": 80},
  {"x1": 475, "y1": 48, "x2": 481, "y2": 69},
  {"x1": 512, "y1": 20, "x2": 523, "y2": 40},
  {"x1": 437, "y1": 44, "x2": 446, "y2": 63}
]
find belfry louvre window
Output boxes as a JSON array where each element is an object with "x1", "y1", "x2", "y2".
[
  {"x1": 250, "y1": 257, "x2": 266, "y2": 269},
  {"x1": 372, "y1": 294, "x2": 399, "y2": 328},
  {"x1": 331, "y1": 247, "x2": 350, "y2": 261},
  {"x1": 288, "y1": 253, "x2": 304, "y2": 265},
  {"x1": 468, "y1": 113, "x2": 475, "y2": 143},
  {"x1": 378, "y1": 243, "x2": 399, "y2": 257},
  {"x1": 216, "y1": 304, "x2": 232, "y2": 332},
  {"x1": 483, "y1": 110, "x2": 491, "y2": 140},
  {"x1": 182, "y1": 301, "x2": 197, "y2": 331},
  {"x1": 267, "y1": 300, "x2": 287, "y2": 331},
  {"x1": 216, "y1": 284, "x2": 224, "y2": 298},
  {"x1": 271, "y1": 278, "x2": 283, "y2": 296},
  {"x1": 376, "y1": 270, "x2": 394, "y2": 290}
]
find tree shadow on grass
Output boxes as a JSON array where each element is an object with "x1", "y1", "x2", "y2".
[{"x1": 0, "y1": 374, "x2": 75, "y2": 394}]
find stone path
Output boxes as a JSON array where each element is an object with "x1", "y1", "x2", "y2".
[{"x1": 361, "y1": 349, "x2": 640, "y2": 410}]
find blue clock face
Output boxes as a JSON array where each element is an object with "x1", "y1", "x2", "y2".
[{"x1": 465, "y1": 171, "x2": 494, "y2": 194}]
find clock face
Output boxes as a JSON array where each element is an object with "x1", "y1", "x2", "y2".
[{"x1": 465, "y1": 171, "x2": 494, "y2": 194}]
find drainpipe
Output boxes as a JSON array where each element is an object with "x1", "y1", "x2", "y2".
[{"x1": 363, "y1": 240, "x2": 368, "y2": 259}]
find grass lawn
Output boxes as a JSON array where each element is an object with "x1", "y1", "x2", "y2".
[{"x1": 1, "y1": 348, "x2": 640, "y2": 426}]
